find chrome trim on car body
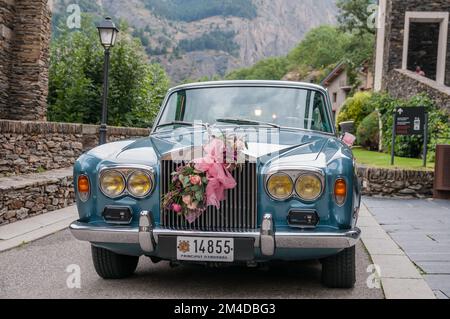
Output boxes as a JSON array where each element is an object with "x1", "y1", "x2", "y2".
[
  {"x1": 260, "y1": 214, "x2": 275, "y2": 256},
  {"x1": 275, "y1": 228, "x2": 361, "y2": 249},
  {"x1": 139, "y1": 211, "x2": 155, "y2": 253},
  {"x1": 70, "y1": 222, "x2": 139, "y2": 243},
  {"x1": 153, "y1": 229, "x2": 261, "y2": 246},
  {"x1": 69, "y1": 213, "x2": 361, "y2": 254}
]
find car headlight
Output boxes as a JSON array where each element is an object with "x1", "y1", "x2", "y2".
[
  {"x1": 100, "y1": 170, "x2": 126, "y2": 198},
  {"x1": 266, "y1": 173, "x2": 293, "y2": 200},
  {"x1": 295, "y1": 174, "x2": 323, "y2": 201},
  {"x1": 127, "y1": 170, "x2": 153, "y2": 198}
]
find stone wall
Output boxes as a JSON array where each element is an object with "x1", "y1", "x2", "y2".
[
  {"x1": 0, "y1": 0, "x2": 52, "y2": 121},
  {"x1": 382, "y1": 0, "x2": 450, "y2": 88},
  {"x1": 0, "y1": 120, "x2": 150, "y2": 177},
  {"x1": 0, "y1": 168, "x2": 74, "y2": 225},
  {"x1": 357, "y1": 165, "x2": 435, "y2": 198},
  {"x1": 386, "y1": 69, "x2": 450, "y2": 114},
  {"x1": 0, "y1": 0, "x2": 15, "y2": 113}
]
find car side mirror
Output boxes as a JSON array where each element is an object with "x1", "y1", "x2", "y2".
[{"x1": 341, "y1": 132, "x2": 356, "y2": 148}]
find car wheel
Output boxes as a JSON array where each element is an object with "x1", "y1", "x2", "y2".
[
  {"x1": 321, "y1": 246, "x2": 356, "y2": 288},
  {"x1": 91, "y1": 245, "x2": 139, "y2": 279}
]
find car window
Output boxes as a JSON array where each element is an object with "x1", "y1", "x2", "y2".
[{"x1": 157, "y1": 86, "x2": 333, "y2": 133}]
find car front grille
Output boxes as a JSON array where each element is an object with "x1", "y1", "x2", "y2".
[{"x1": 160, "y1": 160, "x2": 258, "y2": 231}]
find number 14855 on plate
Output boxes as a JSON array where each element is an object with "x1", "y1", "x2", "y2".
[{"x1": 176, "y1": 237, "x2": 234, "y2": 262}]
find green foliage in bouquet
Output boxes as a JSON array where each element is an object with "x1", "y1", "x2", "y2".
[{"x1": 162, "y1": 164, "x2": 209, "y2": 216}]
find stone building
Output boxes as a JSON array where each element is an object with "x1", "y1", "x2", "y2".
[
  {"x1": 321, "y1": 62, "x2": 373, "y2": 122},
  {"x1": 374, "y1": 0, "x2": 450, "y2": 113},
  {"x1": 0, "y1": 0, "x2": 52, "y2": 121}
]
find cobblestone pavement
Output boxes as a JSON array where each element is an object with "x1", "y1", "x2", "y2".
[
  {"x1": 0, "y1": 229, "x2": 383, "y2": 299},
  {"x1": 364, "y1": 197, "x2": 450, "y2": 299}
]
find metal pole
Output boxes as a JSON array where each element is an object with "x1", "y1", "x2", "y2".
[
  {"x1": 391, "y1": 111, "x2": 397, "y2": 166},
  {"x1": 423, "y1": 113, "x2": 429, "y2": 167},
  {"x1": 99, "y1": 49, "x2": 110, "y2": 145}
]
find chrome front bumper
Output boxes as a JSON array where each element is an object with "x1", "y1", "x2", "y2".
[{"x1": 69, "y1": 212, "x2": 361, "y2": 256}]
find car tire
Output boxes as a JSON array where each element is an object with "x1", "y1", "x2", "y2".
[
  {"x1": 91, "y1": 245, "x2": 139, "y2": 279},
  {"x1": 321, "y1": 246, "x2": 356, "y2": 288}
]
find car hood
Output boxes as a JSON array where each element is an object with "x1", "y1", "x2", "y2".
[{"x1": 89, "y1": 127, "x2": 344, "y2": 169}]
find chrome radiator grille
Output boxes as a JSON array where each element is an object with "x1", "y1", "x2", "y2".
[{"x1": 160, "y1": 160, "x2": 257, "y2": 231}]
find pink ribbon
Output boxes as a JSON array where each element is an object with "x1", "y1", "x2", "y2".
[
  {"x1": 194, "y1": 138, "x2": 237, "y2": 209},
  {"x1": 185, "y1": 210, "x2": 204, "y2": 224}
]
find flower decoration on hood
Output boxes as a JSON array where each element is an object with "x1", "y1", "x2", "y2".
[{"x1": 162, "y1": 133, "x2": 246, "y2": 223}]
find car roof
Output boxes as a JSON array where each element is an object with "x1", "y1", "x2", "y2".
[{"x1": 169, "y1": 80, "x2": 327, "y2": 93}]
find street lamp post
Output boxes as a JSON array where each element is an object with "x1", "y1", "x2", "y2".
[{"x1": 97, "y1": 17, "x2": 119, "y2": 145}]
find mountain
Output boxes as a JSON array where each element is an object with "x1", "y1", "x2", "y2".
[{"x1": 52, "y1": 0, "x2": 338, "y2": 84}]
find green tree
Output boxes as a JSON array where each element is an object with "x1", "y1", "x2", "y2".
[
  {"x1": 336, "y1": 91, "x2": 374, "y2": 129},
  {"x1": 226, "y1": 57, "x2": 288, "y2": 80},
  {"x1": 287, "y1": 25, "x2": 352, "y2": 70},
  {"x1": 336, "y1": 0, "x2": 377, "y2": 35},
  {"x1": 48, "y1": 15, "x2": 170, "y2": 128},
  {"x1": 224, "y1": 24, "x2": 374, "y2": 87}
]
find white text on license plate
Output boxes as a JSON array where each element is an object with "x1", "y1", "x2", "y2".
[{"x1": 176, "y1": 237, "x2": 234, "y2": 262}]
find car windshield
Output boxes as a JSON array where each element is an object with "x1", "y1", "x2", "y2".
[{"x1": 156, "y1": 86, "x2": 333, "y2": 133}]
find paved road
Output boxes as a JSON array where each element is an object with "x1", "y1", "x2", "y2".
[
  {"x1": 0, "y1": 229, "x2": 383, "y2": 299},
  {"x1": 364, "y1": 197, "x2": 450, "y2": 299}
]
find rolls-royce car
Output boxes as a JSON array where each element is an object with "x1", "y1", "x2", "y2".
[{"x1": 70, "y1": 80, "x2": 361, "y2": 288}]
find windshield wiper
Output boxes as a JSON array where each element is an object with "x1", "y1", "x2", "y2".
[
  {"x1": 216, "y1": 118, "x2": 280, "y2": 129},
  {"x1": 155, "y1": 121, "x2": 208, "y2": 130}
]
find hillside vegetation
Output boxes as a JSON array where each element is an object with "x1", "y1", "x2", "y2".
[
  {"x1": 178, "y1": 30, "x2": 239, "y2": 56},
  {"x1": 51, "y1": 0, "x2": 337, "y2": 83},
  {"x1": 226, "y1": 24, "x2": 374, "y2": 86},
  {"x1": 144, "y1": 0, "x2": 257, "y2": 22}
]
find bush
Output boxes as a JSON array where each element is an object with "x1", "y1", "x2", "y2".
[
  {"x1": 225, "y1": 57, "x2": 289, "y2": 80},
  {"x1": 369, "y1": 92, "x2": 450, "y2": 161},
  {"x1": 48, "y1": 15, "x2": 170, "y2": 128},
  {"x1": 356, "y1": 111, "x2": 379, "y2": 150},
  {"x1": 336, "y1": 92, "x2": 374, "y2": 129}
]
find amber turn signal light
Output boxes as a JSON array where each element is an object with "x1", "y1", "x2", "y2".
[
  {"x1": 334, "y1": 178, "x2": 346, "y2": 206},
  {"x1": 77, "y1": 175, "x2": 90, "y2": 202}
]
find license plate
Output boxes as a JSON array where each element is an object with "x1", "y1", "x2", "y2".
[{"x1": 176, "y1": 237, "x2": 234, "y2": 262}]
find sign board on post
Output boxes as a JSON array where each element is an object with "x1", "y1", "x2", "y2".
[
  {"x1": 391, "y1": 107, "x2": 428, "y2": 167},
  {"x1": 395, "y1": 107, "x2": 426, "y2": 136}
]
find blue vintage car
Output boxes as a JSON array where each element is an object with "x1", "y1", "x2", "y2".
[{"x1": 70, "y1": 80, "x2": 361, "y2": 288}]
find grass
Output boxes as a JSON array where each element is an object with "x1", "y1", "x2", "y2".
[{"x1": 352, "y1": 147, "x2": 434, "y2": 171}]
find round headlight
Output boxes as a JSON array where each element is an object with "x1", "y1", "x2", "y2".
[
  {"x1": 295, "y1": 174, "x2": 323, "y2": 201},
  {"x1": 100, "y1": 170, "x2": 125, "y2": 198},
  {"x1": 266, "y1": 173, "x2": 293, "y2": 200},
  {"x1": 128, "y1": 170, "x2": 153, "y2": 198}
]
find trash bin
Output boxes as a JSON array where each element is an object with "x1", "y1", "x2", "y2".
[{"x1": 434, "y1": 144, "x2": 450, "y2": 199}]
